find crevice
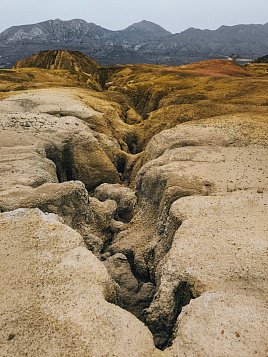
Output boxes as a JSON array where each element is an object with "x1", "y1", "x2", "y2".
[
  {"x1": 116, "y1": 155, "x2": 126, "y2": 175},
  {"x1": 124, "y1": 250, "x2": 151, "y2": 284},
  {"x1": 45, "y1": 144, "x2": 74, "y2": 183},
  {"x1": 43, "y1": 106, "x2": 195, "y2": 352},
  {"x1": 103, "y1": 249, "x2": 156, "y2": 321},
  {"x1": 62, "y1": 146, "x2": 74, "y2": 181},
  {"x1": 124, "y1": 132, "x2": 140, "y2": 154},
  {"x1": 100, "y1": 233, "x2": 114, "y2": 257},
  {"x1": 99, "y1": 201, "x2": 184, "y2": 349},
  {"x1": 144, "y1": 281, "x2": 195, "y2": 350}
]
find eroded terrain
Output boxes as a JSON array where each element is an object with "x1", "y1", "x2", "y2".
[{"x1": 0, "y1": 55, "x2": 268, "y2": 357}]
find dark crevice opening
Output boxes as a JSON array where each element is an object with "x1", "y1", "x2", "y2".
[
  {"x1": 124, "y1": 250, "x2": 151, "y2": 284},
  {"x1": 62, "y1": 147, "x2": 74, "y2": 181},
  {"x1": 114, "y1": 207, "x2": 134, "y2": 223},
  {"x1": 145, "y1": 281, "x2": 194, "y2": 350},
  {"x1": 124, "y1": 133, "x2": 140, "y2": 154},
  {"x1": 116, "y1": 155, "x2": 126, "y2": 175},
  {"x1": 100, "y1": 234, "x2": 114, "y2": 257},
  {"x1": 45, "y1": 144, "x2": 74, "y2": 183},
  {"x1": 164, "y1": 281, "x2": 194, "y2": 349}
]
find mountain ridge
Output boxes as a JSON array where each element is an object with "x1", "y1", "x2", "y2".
[
  {"x1": 2, "y1": 18, "x2": 268, "y2": 35},
  {"x1": 0, "y1": 18, "x2": 268, "y2": 68}
]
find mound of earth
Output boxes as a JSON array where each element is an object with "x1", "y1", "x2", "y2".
[
  {"x1": 15, "y1": 50, "x2": 102, "y2": 90},
  {"x1": 180, "y1": 59, "x2": 250, "y2": 77}
]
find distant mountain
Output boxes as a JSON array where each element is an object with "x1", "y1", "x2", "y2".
[
  {"x1": 0, "y1": 18, "x2": 268, "y2": 68},
  {"x1": 124, "y1": 20, "x2": 171, "y2": 38},
  {"x1": 254, "y1": 54, "x2": 268, "y2": 63}
]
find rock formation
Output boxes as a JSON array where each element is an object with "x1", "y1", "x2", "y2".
[{"x1": 0, "y1": 52, "x2": 268, "y2": 356}]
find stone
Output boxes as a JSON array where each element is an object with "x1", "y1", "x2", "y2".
[{"x1": 95, "y1": 183, "x2": 137, "y2": 222}]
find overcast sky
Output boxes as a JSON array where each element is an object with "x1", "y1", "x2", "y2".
[{"x1": 0, "y1": 0, "x2": 267, "y2": 33}]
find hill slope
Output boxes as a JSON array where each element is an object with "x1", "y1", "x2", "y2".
[
  {"x1": 15, "y1": 49, "x2": 98, "y2": 72},
  {"x1": 14, "y1": 50, "x2": 102, "y2": 90}
]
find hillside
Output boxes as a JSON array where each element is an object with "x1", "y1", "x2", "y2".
[
  {"x1": 14, "y1": 50, "x2": 102, "y2": 90},
  {"x1": 0, "y1": 18, "x2": 268, "y2": 68},
  {"x1": 15, "y1": 49, "x2": 98, "y2": 72}
]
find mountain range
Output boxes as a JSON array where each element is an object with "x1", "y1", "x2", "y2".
[{"x1": 0, "y1": 18, "x2": 268, "y2": 68}]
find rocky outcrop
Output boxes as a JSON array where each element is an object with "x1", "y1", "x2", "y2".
[
  {"x1": 68, "y1": 131, "x2": 120, "y2": 191},
  {"x1": 0, "y1": 88, "x2": 139, "y2": 190},
  {"x1": 95, "y1": 183, "x2": 137, "y2": 222},
  {"x1": 0, "y1": 88, "x2": 140, "y2": 260}
]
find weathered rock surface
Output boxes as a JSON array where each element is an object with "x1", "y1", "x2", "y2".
[
  {"x1": 170, "y1": 292, "x2": 268, "y2": 357},
  {"x1": 143, "y1": 191, "x2": 268, "y2": 350},
  {"x1": 0, "y1": 209, "x2": 159, "y2": 357},
  {"x1": 109, "y1": 114, "x2": 268, "y2": 351},
  {"x1": 0, "y1": 88, "x2": 141, "y2": 192},
  {"x1": 0, "y1": 181, "x2": 88, "y2": 225},
  {"x1": 95, "y1": 183, "x2": 137, "y2": 222},
  {"x1": 69, "y1": 131, "x2": 120, "y2": 191},
  {"x1": 104, "y1": 253, "x2": 156, "y2": 319}
]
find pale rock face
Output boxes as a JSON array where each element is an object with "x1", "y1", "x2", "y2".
[
  {"x1": 143, "y1": 192, "x2": 268, "y2": 350},
  {"x1": 141, "y1": 113, "x2": 268, "y2": 164},
  {"x1": 0, "y1": 88, "x2": 123, "y2": 193},
  {"x1": 69, "y1": 131, "x2": 120, "y2": 191},
  {"x1": 0, "y1": 181, "x2": 89, "y2": 226},
  {"x1": 0, "y1": 209, "x2": 159, "y2": 357},
  {"x1": 169, "y1": 292, "x2": 268, "y2": 357}
]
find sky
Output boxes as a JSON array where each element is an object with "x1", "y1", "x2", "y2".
[{"x1": 0, "y1": 0, "x2": 267, "y2": 33}]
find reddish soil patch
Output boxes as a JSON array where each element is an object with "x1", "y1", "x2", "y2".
[{"x1": 180, "y1": 59, "x2": 250, "y2": 77}]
